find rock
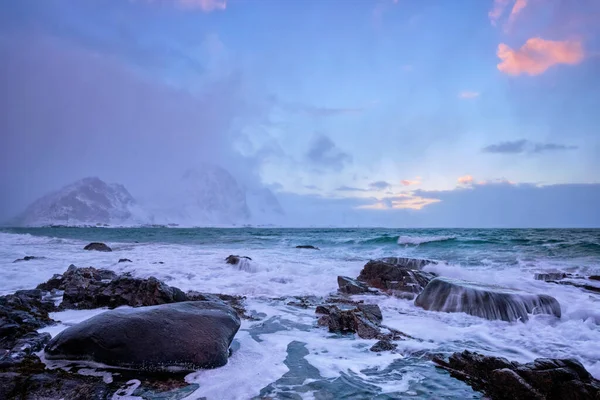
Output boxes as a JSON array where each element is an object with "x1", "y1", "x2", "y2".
[
  {"x1": 296, "y1": 245, "x2": 319, "y2": 250},
  {"x1": 337, "y1": 276, "x2": 374, "y2": 295},
  {"x1": 555, "y1": 280, "x2": 600, "y2": 294},
  {"x1": 370, "y1": 340, "x2": 397, "y2": 352},
  {"x1": 378, "y1": 257, "x2": 436, "y2": 270},
  {"x1": 13, "y1": 256, "x2": 43, "y2": 263},
  {"x1": 45, "y1": 301, "x2": 241, "y2": 371},
  {"x1": 83, "y1": 242, "x2": 112, "y2": 252},
  {"x1": 590, "y1": 276, "x2": 600, "y2": 281},
  {"x1": 225, "y1": 255, "x2": 252, "y2": 264},
  {"x1": 434, "y1": 350, "x2": 600, "y2": 400},
  {"x1": 534, "y1": 272, "x2": 567, "y2": 282},
  {"x1": 357, "y1": 259, "x2": 435, "y2": 298},
  {"x1": 118, "y1": 258, "x2": 132, "y2": 263},
  {"x1": 317, "y1": 304, "x2": 383, "y2": 339},
  {"x1": 415, "y1": 277, "x2": 561, "y2": 322}
]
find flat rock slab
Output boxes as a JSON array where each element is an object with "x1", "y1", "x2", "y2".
[
  {"x1": 45, "y1": 301, "x2": 241, "y2": 372},
  {"x1": 415, "y1": 277, "x2": 561, "y2": 322}
]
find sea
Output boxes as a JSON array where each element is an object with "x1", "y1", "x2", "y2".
[{"x1": 1, "y1": 227, "x2": 599, "y2": 399}]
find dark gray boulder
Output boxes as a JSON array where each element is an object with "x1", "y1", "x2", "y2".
[
  {"x1": 337, "y1": 276, "x2": 374, "y2": 295},
  {"x1": 118, "y1": 258, "x2": 132, "y2": 263},
  {"x1": 296, "y1": 245, "x2": 319, "y2": 250},
  {"x1": 316, "y1": 304, "x2": 383, "y2": 339},
  {"x1": 13, "y1": 256, "x2": 44, "y2": 263},
  {"x1": 434, "y1": 350, "x2": 600, "y2": 400},
  {"x1": 357, "y1": 259, "x2": 435, "y2": 298},
  {"x1": 225, "y1": 255, "x2": 252, "y2": 265},
  {"x1": 415, "y1": 277, "x2": 561, "y2": 322},
  {"x1": 370, "y1": 340, "x2": 397, "y2": 352},
  {"x1": 83, "y1": 242, "x2": 112, "y2": 252},
  {"x1": 45, "y1": 301, "x2": 241, "y2": 371}
]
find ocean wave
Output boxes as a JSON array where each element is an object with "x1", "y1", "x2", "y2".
[{"x1": 397, "y1": 235, "x2": 456, "y2": 246}]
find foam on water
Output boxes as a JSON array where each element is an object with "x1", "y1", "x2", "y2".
[
  {"x1": 1, "y1": 228, "x2": 599, "y2": 398},
  {"x1": 397, "y1": 235, "x2": 456, "y2": 246}
]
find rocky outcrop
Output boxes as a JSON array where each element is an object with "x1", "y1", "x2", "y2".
[
  {"x1": 0, "y1": 290, "x2": 56, "y2": 367},
  {"x1": 83, "y1": 242, "x2": 112, "y2": 252},
  {"x1": 337, "y1": 276, "x2": 375, "y2": 295},
  {"x1": 317, "y1": 304, "x2": 382, "y2": 339},
  {"x1": 370, "y1": 340, "x2": 397, "y2": 352},
  {"x1": 357, "y1": 259, "x2": 435, "y2": 298},
  {"x1": 415, "y1": 277, "x2": 561, "y2": 322},
  {"x1": 434, "y1": 350, "x2": 600, "y2": 400},
  {"x1": 534, "y1": 272, "x2": 568, "y2": 282},
  {"x1": 45, "y1": 301, "x2": 241, "y2": 371},
  {"x1": 296, "y1": 245, "x2": 319, "y2": 250},
  {"x1": 378, "y1": 257, "x2": 435, "y2": 270}
]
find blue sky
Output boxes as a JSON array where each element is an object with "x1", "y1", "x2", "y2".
[{"x1": 0, "y1": 0, "x2": 599, "y2": 226}]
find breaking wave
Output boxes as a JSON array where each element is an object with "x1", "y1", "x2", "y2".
[{"x1": 397, "y1": 235, "x2": 457, "y2": 246}]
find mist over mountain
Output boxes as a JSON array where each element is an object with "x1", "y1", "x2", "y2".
[{"x1": 9, "y1": 165, "x2": 287, "y2": 227}]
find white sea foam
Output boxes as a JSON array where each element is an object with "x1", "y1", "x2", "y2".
[
  {"x1": 396, "y1": 235, "x2": 456, "y2": 245},
  {"x1": 1, "y1": 229, "x2": 599, "y2": 399}
]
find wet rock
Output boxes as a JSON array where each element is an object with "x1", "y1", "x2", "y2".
[
  {"x1": 534, "y1": 272, "x2": 567, "y2": 282},
  {"x1": 554, "y1": 280, "x2": 600, "y2": 294},
  {"x1": 415, "y1": 277, "x2": 561, "y2": 322},
  {"x1": 13, "y1": 256, "x2": 44, "y2": 263},
  {"x1": 337, "y1": 276, "x2": 374, "y2": 295},
  {"x1": 225, "y1": 255, "x2": 252, "y2": 265},
  {"x1": 118, "y1": 258, "x2": 132, "y2": 263},
  {"x1": 370, "y1": 340, "x2": 397, "y2": 352},
  {"x1": 378, "y1": 257, "x2": 436, "y2": 270},
  {"x1": 317, "y1": 304, "x2": 383, "y2": 339},
  {"x1": 45, "y1": 301, "x2": 241, "y2": 371},
  {"x1": 589, "y1": 276, "x2": 600, "y2": 281},
  {"x1": 357, "y1": 259, "x2": 435, "y2": 298},
  {"x1": 83, "y1": 242, "x2": 112, "y2": 252},
  {"x1": 296, "y1": 245, "x2": 319, "y2": 250},
  {"x1": 434, "y1": 350, "x2": 600, "y2": 400}
]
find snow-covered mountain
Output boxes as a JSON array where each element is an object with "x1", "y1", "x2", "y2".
[{"x1": 11, "y1": 177, "x2": 148, "y2": 226}]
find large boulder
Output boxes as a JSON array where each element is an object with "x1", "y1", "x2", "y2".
[
  {"x1": 45, "y1": 301, "x2": 241, "y2": 371},
  {"x1": 83, "y1": 242, "x2": 112, "y2": 252},
  {"x1": 357, "y1": 259, "x2": 435, "y2": 298},
  {"x1": 337, "y1": 276, "x2": 375, "y2": 295},
  {"x1": 378, "y1": 257, "x2": 435, "y2": 269},
  {"x1": 434, "y1": 350, "x2": 600, "y2": 400},
  {"x1": 317, "y1": 304, "x2": 382, "y2": 339},
  {"x1": 415, "y1": 277, "x2": 561, "y2": 322}
]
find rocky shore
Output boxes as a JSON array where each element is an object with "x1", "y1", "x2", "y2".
[{"x1": 1, "y1": 242, "x2": 598, "y2": 399}]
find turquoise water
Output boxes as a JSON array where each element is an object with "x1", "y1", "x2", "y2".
[{"x1": 1, "y1": 227, "x2": 599, "y2": 399}]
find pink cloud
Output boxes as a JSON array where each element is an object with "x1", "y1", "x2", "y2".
[
  {"x1": 401, "y1": 178, "x2": 421, "y2": 186},
  {"x1": 458, "y1": 91, "x2": 480, "y2": 99},
  {"x1": 497, "y1": 38, "x2": 584, "y2": 76},
  {"x1": 457, "y1": 175, "x2": 474, "y2": 185},
  {"x1": 489, "y1": 0, "x2": 511, "y2": 26},
  {"x1": 508, "y1": 0, "x2": 528, "y2": 24}
]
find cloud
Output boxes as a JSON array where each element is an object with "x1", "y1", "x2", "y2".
[
  {"x1": 401, "y1": 179, "x2": 420, "y2": 186},
  {"x1": 357, "y1": 194, "x2": 440, "y2": 210},
  {"x1": 304, "y1": 185, "x2": 320, "y2": 190},
  {"x1": 369, "y1": 181, "x2": 392, "y2": 191},
  {"x1": 497, "y1": 38, "x2": 585, "y2": 76},
  {"x1": 488, "y1": 0, "x2": 510, "y2": 26},
  {"x1": 507, "y1": 0, "x2": 528, "y2": 25},
  {"x1": 335, "y1": 186, "x2": 367, "y2": 192},
  {"x1": 457, "y1": 175, "x2": 474, "y2": 185},
  {"x1": 458, "y1": 91, "x2": 480, "y2": 99},
  {"x1": 306, "y1": 135, "x2": 352, "y2": 171},
  {"x1": 482, "y1": 140, "x2": 577, "y2": 154},
  {"x1": 274, "y1": 97, "x2": 367, "y2": 118}
]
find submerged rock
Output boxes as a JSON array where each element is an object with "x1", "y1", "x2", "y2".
[
  {"x1": 370, "y1": 340, "x2": 397, "y2": 352},
  {"x1": 45, "y1": 301, "x2": 241, "y2": 371},
  {"x1": 357, "y1": 259, "x2": 435, "y2": 298},
  {"x1": 415, "y1": 277, "x2": 561, "y2": 322},
  {"x1": 534, "y1": 272, "x2": 568, "y2": 282},
  {"x1": 83, "y1": 242, "x2": 112, "y2": 252},
  {"x1": 434, "y1": 350, "x2": 600, "y2": 400},
  {"x1": 337, "y1": 276, "x2": 374, "y2": 295},
  {"x1": 296, "y1": 245, "x2": 319, "y2": 250},
  {"x1": 225, "y1": 255, "x2": 252, "y2": 264},
  {"x1": 589, "y1": 275, "x2": 600, "y2": 281},
  {"x1": 13, "y1": 256, "x2": 44, "y2": 263},
  {"x1": 118, "y1": 258, "x2": 132, "y2": 263}
]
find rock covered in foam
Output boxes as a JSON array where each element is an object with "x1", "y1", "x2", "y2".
[
  {"x1": 45, "y1": 301, "x2": 241, "y2": 371},
  {"x1": 415, "y1": 277, "x2": 561, "y2": 322},
  {"x1": 357, "y1": 259, "x2": 435, "y2": 298},
  {"x1": 434, "y1": 350, "x2": 600, "y2": 400}
]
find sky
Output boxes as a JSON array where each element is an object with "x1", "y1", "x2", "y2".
[{"x1": 0, "y1": 0, "x2": 599, "y2": 227}]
